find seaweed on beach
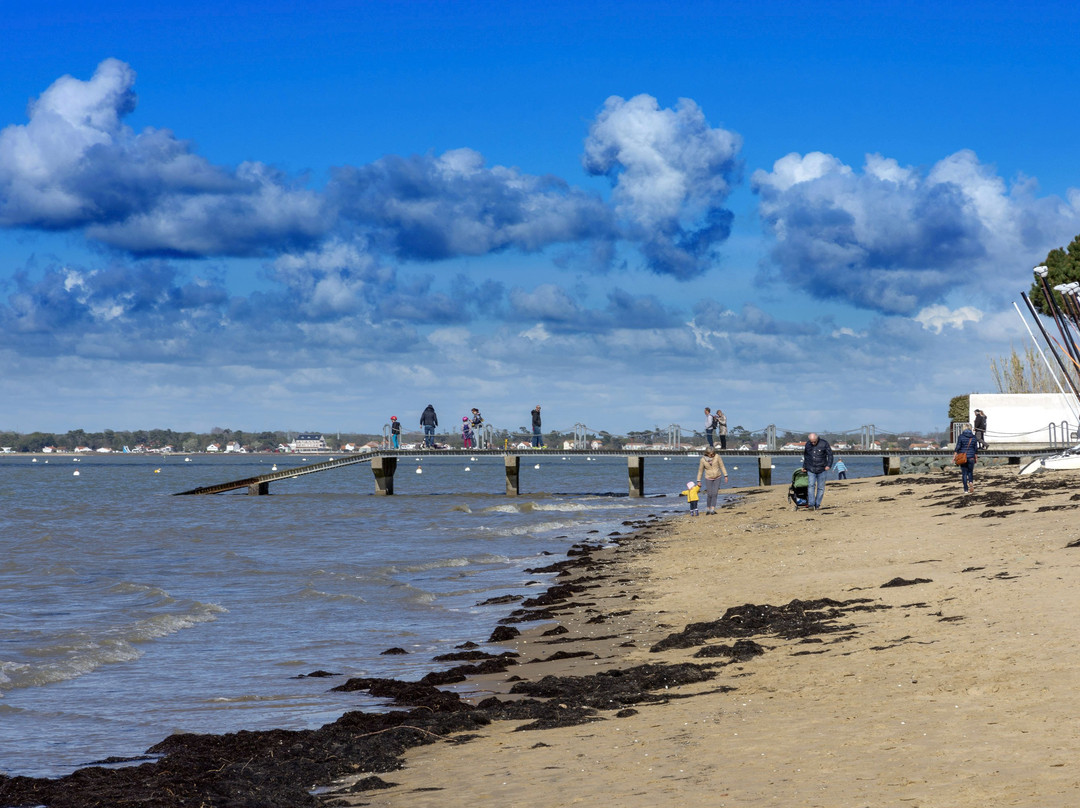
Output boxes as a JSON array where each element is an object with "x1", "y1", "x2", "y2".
[
  {"x1": 508, "y1": 662, "x2": 719, "y2": 710},
  {"x1": 649, "y1": 598, "x2": 884, "y2": 653}
]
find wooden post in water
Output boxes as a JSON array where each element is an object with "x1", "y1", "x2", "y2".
[
  {"x1": 248, "y1": 481, "x2": 269, "y2": 495},
  {"x1": 627, "y1": 456, "x2": 645, "y2": 497},
  {"x1": 882, "y1": 455, "x2": 901, "y2": 476},
  {"x1": 505, "y1": 455, "x2": 520, "y2": 496},
  {"x1": 758, "y1": 456, "x2": 772, "y2": 486},
  {"x1": 371, "y1": 456, "x2": 397, "y2": 495}
]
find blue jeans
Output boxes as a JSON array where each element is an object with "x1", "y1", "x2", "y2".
[
  {"x1": 807, "y1": 470, "x2": 828, "y2": 508},
  {"x1": 532, "y1": 428, "x2": 542, "y2": 447},
  {"x1": 423, "y1": 425, "x2": 435, "y2": 446},
  {"x1": 705, "y1": 428, "x2": 714, "y2": 447},
  {"x1": 961, "y1": 460, "x2": 975, "y2": 491}
]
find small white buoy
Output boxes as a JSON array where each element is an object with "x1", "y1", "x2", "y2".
[
  {"x1": 465, "y1": 466, "x2": 471, "y2": 471},
  {"x1": 271, "y1": 464, "x2": 278, "y2": 471},
  {"x1": 329, "y1": 457, "x2": 335, "y2": 461},
  {"x1": 185, "y1": 457, "x2": 191, "y2": 462},
  {"x1": 534, "y1": 463, "x2": 540, "y2": 469},
  {"x1": 73, "y1": 470, "x2": 80, "y2": 476},
  {"x1": 664, "y1": 457, "x2": 669, "y2": 461},
  {"x1": 416, "y1": 467, "x2": 423, "y2": 474},
  {"x1": 771, "y1": 464, "x2": 776, "y2": 469},
  {"x1": 153, "y1": 468, "x2": 161, "y2": 474},
  {"x1": 31, "y1": 458, "x2": 37, "y2": 463},
  {"x1": 733, "y1": 466, "x2": 739, "y2": 471},
  {"x1": 470, "y1": 457, "x2": 477, "y2": 461},
  {"x1": 561, "y1": 456, "x2": 567, "y2": 460},
  {"x1": 44, "y1": 460, "x2": 48, "y2": 464}
]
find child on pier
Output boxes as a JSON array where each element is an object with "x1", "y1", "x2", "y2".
[
  {"x1": 679, "y1": 481, "x2": 701, "y2": 516},
  {"x1": 462, "y1": 417, "x2": 474, "y2": 448}
]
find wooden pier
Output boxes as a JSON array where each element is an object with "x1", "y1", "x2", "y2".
[{"x1": 174, "y1": 447, "x2": 1054, "y2": 497}]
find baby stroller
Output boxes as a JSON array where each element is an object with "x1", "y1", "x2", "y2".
[{"x1": 788, "y1": 468, "x2": 810, "y2": 510}]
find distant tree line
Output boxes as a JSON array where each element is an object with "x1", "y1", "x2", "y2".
[{"x1": 0, "y1": 423, "x2": 949, "y2": 453}]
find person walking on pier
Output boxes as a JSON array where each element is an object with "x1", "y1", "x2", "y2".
[
  {"x1": 390, "y1": 416, "x2": 400, "y2": 449},
  {"x1": 696, "y1": 446, "x2": 728, "y2": 515},
  {"x1": 462, "y1": 417, "x2": 474, "y2": 449},
  {"x1": 531, "y1": 405, "x2": 543, "y2": 448},
  {"x1": 714, "y1": 408, "x2": 728, "y2": 450},
  {"x1": 704, "y1": 407, "x2": 715, "y2": 447},
  {"x1": 801, "y1": 433, "x2": 833, "y2": 510},
  {"x1": 973, "y1": 409, "x2": 988, "y2": 450},
  {"x1": 955, "y1": 423, "x2": 978, "y2": 494},
  {"x1": 420, "y1": 404, "x2": 438, "y2": 448}
]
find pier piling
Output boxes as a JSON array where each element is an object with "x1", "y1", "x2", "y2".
[
  {"x1": 758, "y1": 456, "x2": 772, "y2": 486},
  {"x1": 371, "y1": 456, "x2": 397, "y2": 495},
  {"x1": 505, "y1": 455, "x2": 520, "y2": 496},
  {"x1": 627, "y1": 456, "x2": 645, "y2": 497}
]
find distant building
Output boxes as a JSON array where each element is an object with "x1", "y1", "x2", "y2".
[
  {"x1": 224, "y1": 441, "x2": 244, "y2": 453},
  {"x1": 291, "y1": 433, "x2": 329, "y2": 452},
  {"x1": 206, "y1": 443, "x2": 220, "y2": 452}
]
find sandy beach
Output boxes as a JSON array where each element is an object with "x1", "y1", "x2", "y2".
[
  {"x1": 324, "y1": 465, "x2": 1080, "y2": 807},
  {"x1": 6, "y1": 463, "x2": 1080, "y2": 808}
]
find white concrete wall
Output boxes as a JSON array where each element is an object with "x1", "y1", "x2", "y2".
[{"x1": 967, "y1": 393, "x2": 1079, "y2": 444}]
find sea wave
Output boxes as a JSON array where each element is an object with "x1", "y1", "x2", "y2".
[{"x1": 0, "y1": 601, "x2": 226, "y2": 692}]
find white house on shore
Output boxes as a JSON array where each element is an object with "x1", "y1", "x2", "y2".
[{"x1": 290, "y1": 433, "x2": 330, "y2": 452}]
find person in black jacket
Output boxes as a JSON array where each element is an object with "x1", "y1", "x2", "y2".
[
  {"x1": 420, "y1": 404, "x2": 438, "y2": 448},
  {"x1": 531, "y1": 405, "x2": 542, "y2": 448},
  {"x1": 801, "y1": 433, "x2": 834, "y2": 510},
  {"x1": 973, "y1": 409, "x2": 988, "y2": 450}
]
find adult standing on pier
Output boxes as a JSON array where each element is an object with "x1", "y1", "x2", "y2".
[
  {"x1": 801, "y1": 433, "x2": 833, "y2": 510},
  {"x1": 695, "y1": 446, "x2": 728, "y2": 515},
  {"x1": 714, "y1": 408, "x2": 728, "y2": 450},
  {"x1": 531, "y1": 405, "x2": 542, "y2": 448},
  {"x1": 420, "y1": 404, "x2": 438, "y2": 448},
  {"x1": 703, "y1": 407, "x2": 715, "y2": 447}
]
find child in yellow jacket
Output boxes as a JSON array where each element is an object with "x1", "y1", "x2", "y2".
[{"x1": 679, "y1": 481, "x2": 701, "y2": 516}]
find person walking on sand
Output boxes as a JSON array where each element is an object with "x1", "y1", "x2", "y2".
[
  {"x1": 695, "y1": 446, "x2": 728, "y2": 515},
  {"x1": 390, "y1": 415, "x2": 401, "y2": 449},
  {"x1": 703, "y1": 407, "x2": 715, "y2": 447},
  {"x1": 420, "y1": 404, "x2": 438, "y2": 448},
  {"x1": 835, "y1": 457, "x2": 847, "y2": 480},
  {"x1": 679, "y1": 481, "x2": 701, "y2": 516},
  {"x1": 531, "y1": 405, "x2": 542, "y2": 448},
  {"x1": 973, "y1": 409, "x2": 988, "y2": 450},
  {"x1": 801, "y1": 433, "x2": 833, "y2": 510},
  {"x1": 955, "y1": 422, "x2": 979, "y2": 494},
  {"x1": 714, "y1": 408, "x2": 728, "y2": 450}
]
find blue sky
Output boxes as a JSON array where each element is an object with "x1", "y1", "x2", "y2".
[{"x1": 2, "y1": 0, "x2": 1080, "y2": 437}]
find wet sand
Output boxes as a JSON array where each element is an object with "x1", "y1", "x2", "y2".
[{"x1": 326, "y1": 466, "x2": 1080, "y2": 807}]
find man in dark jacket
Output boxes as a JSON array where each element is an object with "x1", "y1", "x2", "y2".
[
  {"x1": 801, "y1": 433, "x2": 834, "y2": 510},
  {"x1": 531, "y1": 405, "x2": 542, "y2": 448},
  {"x1": 973, "y1": 409, "x2": 988, "y2": 450},
  {"x1": 420, "y1": 404, "x2": 438, "y2": 448}
]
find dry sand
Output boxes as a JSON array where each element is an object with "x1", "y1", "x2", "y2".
[{"x1": 326, "y1": 466, "x2": 1080, "y2": 807}]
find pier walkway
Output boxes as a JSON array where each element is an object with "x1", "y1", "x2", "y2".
[{"x1": 174, "y1": 447, "x2": 1057, "y2": 497}]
